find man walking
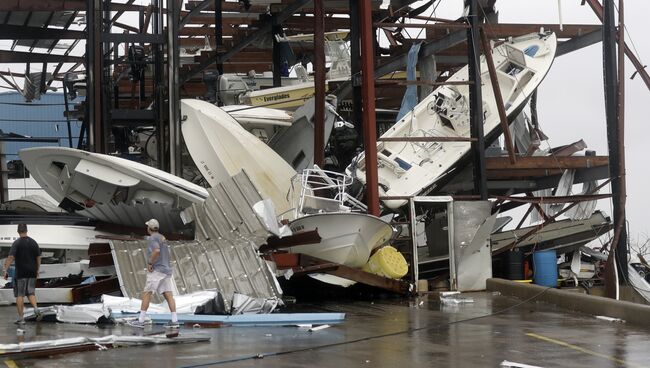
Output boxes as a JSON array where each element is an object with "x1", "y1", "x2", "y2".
[
  {"x1": 128, "y1": 219, "x2": 179, "y2": 328},
  {"x1": 3, "y1": 224, "x2": 42, "y2": 324}
]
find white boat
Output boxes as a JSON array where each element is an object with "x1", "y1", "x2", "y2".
[
  {"x1": 180, "y1": 99, "x2": 299, "y2": 218},
  {"x1": 349, "y1": 32, "x2": 558, "y2": 209},
  {"x1": 288, "y1": 212, "x2": 393, "y2": 269},
  {"x1": 267, "y1": 97, "x2": 337, "y2": 172},
  {"x1": 0, "y1": 195, "x2": 62, "y2": 213},
  {"x1": 0, "y1": 224, "x2": 109, "y2": 251},
  {"x1": 18, "y1": 147, "x2": 208, "y2": 233},
  {"x1": 281, "y1": 168, "x2": 394, "y2": 287},
  {"x1": 221, "y1": 104, "x2": 293, "y2": 143}
]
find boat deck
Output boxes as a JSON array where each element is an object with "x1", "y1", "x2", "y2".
[{"x1": 1, "y1": 292, "x2": 649, "y2": 367}]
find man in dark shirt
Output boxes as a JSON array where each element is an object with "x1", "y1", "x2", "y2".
[{"x1": 3, "y1": 224, "x2": 42, "y2": 324}]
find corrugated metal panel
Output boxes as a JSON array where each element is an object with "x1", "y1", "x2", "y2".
[
  {"x1": 110, "y1": 171, "x2": 282, "y2": 310},
  {"x1": 183, "y1": 170, "x2": 269, "y2": 243},
  {"x1": 111, "y1": 237, "x2": 281, "y2": 310}
]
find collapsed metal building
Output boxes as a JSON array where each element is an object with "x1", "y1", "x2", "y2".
[{"x1": 0, "y1": 0, "x2": 647, "y2": 295}]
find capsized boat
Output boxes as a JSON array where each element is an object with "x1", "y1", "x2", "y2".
[
  {"x1": 221, "y1": 105, "x2": 293, "y2": 143},
  {"x1": 19, "y1": 147, "x2": 208, "y2": 233},
  {"x1": 267, "y1": 97, "x2": 337, "y2": 172},
  {"x1": 180, "y1": 99, "x2": 299, "y2": 218},
  {"x1": 490, "y1": 210, "x2": 612, "y2": 254},
  {"x1": 348, "y1": 31, "x2": 558, "y2": 209}
]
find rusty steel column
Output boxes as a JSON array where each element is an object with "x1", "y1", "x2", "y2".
[
  {"x1": 467, "y1": 0, "x2": 487, "y2": 200},
  {"x1": 313, "y1": 0, "x2": 325, "y2": 167},
  {"x1": 360, "y1": 0, "x2": 380, "y2": 216},
  {"x1": 602, "y1": 0, "x2": 627, "y2": 290},
  {"x1": 613, "y1": 0, "x2": 627, "y2": 277},
  {"x1": 480, "y1": 28, "x2": 516, "y2": 164}
]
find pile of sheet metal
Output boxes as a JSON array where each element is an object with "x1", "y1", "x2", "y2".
[{"x1": 110, "y1": 171, "x2": 283, "y2": 314}]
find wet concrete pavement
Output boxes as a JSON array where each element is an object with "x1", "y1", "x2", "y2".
[{"x1": 1, "y1": 292, "x2": 649, "y2": 367}]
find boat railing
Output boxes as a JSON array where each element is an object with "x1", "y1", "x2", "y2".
[{"x1": 292, "y1": 166, "x2": 366, "y2": 218}]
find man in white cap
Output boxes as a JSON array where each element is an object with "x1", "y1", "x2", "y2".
[{"x1": 128, "y1": 219, "x2": 179, "y2": 328}]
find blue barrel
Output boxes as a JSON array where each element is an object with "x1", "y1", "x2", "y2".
[{"x1": 533, "y1": 250, "x2": 558, "y2": 287}]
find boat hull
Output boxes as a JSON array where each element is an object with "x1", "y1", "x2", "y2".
[
  {"x1": 19, "y1": 147, "x2": 207, "y2": 233},
  {"x1": 181, "y1": 99, "x2": 299, "y2": 217},
  {"x1": 0, "y1": 224, "x2": 108, "y2": 251},
  {"x1": 288, "y1": 213, "x2": 394, "y2": 268},
  {"x1": 350, "y1": 32, "x2": 558, "y2": 209}
]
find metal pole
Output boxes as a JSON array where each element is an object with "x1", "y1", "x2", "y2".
[
  {"x1": 87, "y1": 0, "x2": 102, "y2": 152},
  {"x1": 271, "y1": 13, "x2": 282, "y2": 88},
  {"x1": 603, "y1": 0, "x2": 627, "y2": 289},
  {"x1": 313, "y1": 0, "x2": 325, "y2": 167},
  {"x1": 467, "y1": 0, "x2": 487, "y2": 199},
  {"x1": 63, "y1": 83, "x2": 73, "y2": 148},
  {"x1": 153, "y1": 0, "x2": 166, "y2": 170},
  {"x1": 349, "y1": 0, "x2": 363, "y2": 145},
  {"x1": 360, "y1": 0, "x2": 380, "y2": 216},
  {"x1": 480, "y1": 28, "x2": 517, "y2": 164},
  {"x1": 584, "y1": 0, "x2": 650, "y2": 92},
  {"x1": 167, "y1": 0, "x2": 181, "y2": 175},
  {"x1": 215, "y1": 0, "x2": 223, "y2": 76},
  {"x1": 614, "y1": 0, "x2": 628, "y2": 276}
]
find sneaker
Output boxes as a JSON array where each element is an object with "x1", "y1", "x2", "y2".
[
  {"x1": 127, "y1": 319, "x2": 146, "y2": 328},
  {"x1": 14, "y1": 318, "x2": 25, "y2": 325},
  {"x1": 34, "y1": 310, "x2": 43, "y2": 322},
  {"x1": 164, "y1": 321, "x2": 180, "y2": 329}
]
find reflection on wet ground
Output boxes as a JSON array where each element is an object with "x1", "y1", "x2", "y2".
[{"x1": 1, "y1": 292, "x2": 649, "y2": 367}]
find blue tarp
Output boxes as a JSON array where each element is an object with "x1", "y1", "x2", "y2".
[
  {"x1": 111, "y1": 312, "x2": 346, "y2": 326},
  {"x1": 396, "y1": 42, "x2": 422, "y2": 122}
]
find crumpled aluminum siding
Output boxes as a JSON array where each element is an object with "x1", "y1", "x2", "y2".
[
  {"x1": 111, "y1": 170, "x2": 282, "y2": 310},
  {"x1": 182, "y1": 170, "x2": 271, "y2": 243},
  {"x1": 80, "y1": 200, "x2": 189, "y2": 235},
  {"x1": 111, "y1": 237, "x2": 281, "y2": 312}
]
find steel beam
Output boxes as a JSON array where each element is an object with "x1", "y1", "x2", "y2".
[
  {"x1": 179, "y1": 0, "x2": 211, "y2": 28},
  {"x1": 349, "y1": 0, "x2": 363, "y2": 145},
  {"x1": 467, "y1": 0, "x2": 487, "y2": 199},
  {"x1": 602, "y1": 0, "x2": 627, "y2": 285},
  {"x1": 101, "y1": 33, "x2": 164, "y2": 43},
  {"x1": 313, "y1": 0, "x2": 325, "y2": 167},
  {"x1": 584, "y1": 0, "x2": 650, "y2": 91},
  {"x1": 271, "y1": 13, "x2": 282, "y2": 87},
  {"x1": 0, "y1": 25, "x2": 85, "y2": 39},
  {"x1": 0, "y1": 0, "x2": 87, "y2": 11},
  {"x1": 556, "y1": 30, "x2": 602, "y2": 56},
  {"x1": 215, "y1": 0, "x2": 223, "y2": 76},
  {"x1": 87, "y1": 0, "x2": 102, "y2": 152},
  {"x1": 0, "y1": 51, "x2": 83, "y2": 63},
  {"x1": 360, "y1": 0, "x2": 380, "y2": 216},
  {"x1": 480, "y1": 28, "x2": 516, "y2": 164},
  {"x1": 167, "y1": 0, "x2": 181, "y2": 175},
  {"x1": 153, "y1": 0, "x2": 166, "y2": 170},
  {"x1": 485, "y1": 155, "x2": 609, "y2": 170},
  {"x1": 180, "y1": 0, "x2": 310, "y2": 85}
]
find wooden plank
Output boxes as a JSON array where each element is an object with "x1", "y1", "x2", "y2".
[
  {"x1": 89, "y1": 252, "x2": 114, "y2": 268},
  {"x1": 71, "y1": 277, "x2": 120, "y2": 303},
  {"x1": 88, "y1": 243, "x2": 111, "y2": 255}
]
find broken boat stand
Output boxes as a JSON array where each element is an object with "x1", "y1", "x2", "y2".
[{"x1": 266, "y1": 252, "x2": 413, "y2": 295}]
